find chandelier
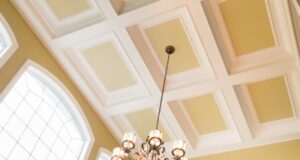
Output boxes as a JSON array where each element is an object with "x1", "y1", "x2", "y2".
[{"x1": 111, "y1": 46, "x2": 187, "y2": 160}]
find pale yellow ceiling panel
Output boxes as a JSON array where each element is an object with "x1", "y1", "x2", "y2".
[
  {"x1": 144, "y1": 18, "x2": 200, "y2": 74},
  {"x1": 220, "y1": 0, "x2": 275, "y2": 56},
  {"x1": 82, "y1": 42, "x2": 136, "y2": 92},
  {"x1": 126, "y1": 109, "x2": 171, "y2": 141},
  {"x1": 247, "y1": 76, "x2": 293, "y2": 123},
  {"x1": 46, "y1": 0, "x2": 90, "y2": 20},
  {"x1": 182, "y1": 94, "x2": 227, "y2": 135}
]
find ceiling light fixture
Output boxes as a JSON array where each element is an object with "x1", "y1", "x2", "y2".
[{"x1": 111, "y1": 45, "x2": 187, "y2": 160}]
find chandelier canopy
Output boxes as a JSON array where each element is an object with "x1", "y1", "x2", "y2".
[{"x1": 111, "y1": 46, "x2": 187, "y2": 160}]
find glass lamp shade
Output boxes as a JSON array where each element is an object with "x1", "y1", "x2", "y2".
[
  {"x1": 122, "y1": 132, "x2": 136, "y2": 149},
  {"x1": 112, "y1": 147, "x2": 127, "y2": 160},
  {"x1": 148, "y1": 130, "x2": 163, "y2": 147},
  {"x1": 180, "y1": 157, "x2": 188, "y2": 160},
  {"x1": 172, "y1": 139, "x2": 186, "y2": 158}
]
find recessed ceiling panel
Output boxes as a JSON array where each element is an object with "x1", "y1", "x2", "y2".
[
  {"x1": 46, "y1": 0, "x2": 90, "y2": 20},
  {"x1": 247, "y1": 76, "x2": 293, "y2": 123},
  {"x1": 220, "y1": 0, "x2": 275, "y2": 56},
  {"x1": 144, "y1": 18, "x2": 200, "y2": 74},
  {"x1": 126, "y1": 109, "x2": 171, "y2": 141},
  {"x1": 182, "y1": 94, "x2": 227, "y2": 134},
  {"x1": 82, "y1": 42, "x2": 136, "y2": 92}
]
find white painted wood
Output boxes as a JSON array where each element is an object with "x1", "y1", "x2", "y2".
[{"x1": 26, "y1": 0, "x2": 105, "y2": 37}]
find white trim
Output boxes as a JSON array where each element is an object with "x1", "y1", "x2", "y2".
[
  {"x1": 26, "y1": 0, "x2": 105, "y2": 37},
  {"x1": 0, "y1": 60, "x2": 95, "y2": 160},
  {"x1": 237, "y1": 72, "x2": 300, "y2": 139},
  {"x1": 168, "y1": 90, "x2": 241, "y2": 149},
  {"x1": 206, "y1": 0, "x2": 298, "y2": 73},
  {"x1": 136, "y1": 6, "x2": 215, "y2": 89},
  {"x1": 65, "y1": 32, "x2": 151, "y2": 106},
  {"x1": 0, "y1": 14, "x2": 18, "y2": 69}
]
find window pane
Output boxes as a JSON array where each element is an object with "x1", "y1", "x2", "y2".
[
  {"x1": 0, "y1": 34, "x2": 6, "y2": 54},
  {"x1": 0, "y1": 70, "x2": 86, "y2": 159}
]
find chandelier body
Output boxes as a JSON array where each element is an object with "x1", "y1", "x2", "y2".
[{"x1": 111, "y1": 46, "x2": 187, "y2": 160}]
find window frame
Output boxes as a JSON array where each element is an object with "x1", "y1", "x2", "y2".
[
  {"x1": 0, "y1": 13, "x2": 18, "y2": 68},
  {"x1": 0, "y1": 60, "x2": 95, "y2": 160}
]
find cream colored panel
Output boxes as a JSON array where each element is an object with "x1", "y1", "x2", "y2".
[
  {"x1": 46, "y1": 0, "x2": 90, "y2": 20},
  {"x1": 220, "y1": 0, "x2": 275, "y2": 56},
  {"x1": 145, "y1": 18, "x2": 200, "y2": 74},
  {"x1": 247, "y1": 77, "x2": 293, "y2": 123},
  {"x1": 183, "y1": 94, "x2": 227, "y2": 134},
  {"x1": 126, "y1": 109, "x2": 171, "y2": 141},
  {"x1": 82, "y1": 42, "x2": 136, "y2": 92}
]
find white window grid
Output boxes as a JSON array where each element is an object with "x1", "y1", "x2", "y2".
[
  {"x1": 0, "y1": 34, "x2": 6, "y2": 54},
  {"x1": 0, "y1": 70, "x2": 87, "y2": 160}
]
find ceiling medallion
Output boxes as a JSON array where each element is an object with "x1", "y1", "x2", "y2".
[{"x1": 111, "y1": 45, "x2": 187, "y2": 160}]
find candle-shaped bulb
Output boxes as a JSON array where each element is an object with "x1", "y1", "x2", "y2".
[
  {"x1": 122, "y1": 132, "x2": 136, "y2": 149},
  {"x1": 111, "y1": 147, "x2": 126, "y2": 160},
  {"x1": 148, "y1": 129, "x2": 163, "y2": 147},
  {"x1": 172, "y1": 139, "x2": 186, "y2": 158}
]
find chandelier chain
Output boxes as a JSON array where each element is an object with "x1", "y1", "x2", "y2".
[
  {"x1": 155, "y1": 53, "x2": 171, "y2": 129},
  {"x1": 112, "y1": 46, "x2": 186, "y2": 160}
]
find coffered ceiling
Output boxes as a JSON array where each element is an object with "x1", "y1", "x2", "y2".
[{"x1": 11, "y1": 0, "x2": 300, "y2": 158}]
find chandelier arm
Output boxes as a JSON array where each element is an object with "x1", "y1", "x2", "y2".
[{"x1": 155, "y1": 52, "x2": 172, "y2": 129}]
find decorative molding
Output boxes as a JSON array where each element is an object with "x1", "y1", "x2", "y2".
[
  {"x1": 236, "y1": 71, "x2": 300, "y2": 139},
  {"x1": 206, "y1": 0, "x2": 298, "y2": 73},
  {"x1": 169, "y1": 90, "x2": 241, "y2": 149},
  {"x1": 136, "y1": 7, "x2": 215, "y2": 90},
  {"x1": 25, "y1": 0, "x2": 105, "y2": 37},
  {"x1": 65, "y1": 32, "x2": 151, "y2": 106}
]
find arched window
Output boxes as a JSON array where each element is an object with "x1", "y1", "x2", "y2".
[
  {"x1": 0, "y1": 14, "x2": 18, "y2": 68},
  {"x1": 0, "y1": 61, "x2": 93, "y2": 160}
]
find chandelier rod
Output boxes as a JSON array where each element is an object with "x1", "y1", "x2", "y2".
[{"x1": 155, "y1": 46, "x2": 174, "y2": 129}]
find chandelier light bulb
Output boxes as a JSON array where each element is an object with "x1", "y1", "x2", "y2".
[
  {"x1": 122, "y1": 132, "x2": 136, "y2": 150},
  {"x1": 172, "y1": 139, "x2": 186, "y2": 158},
  {"x1": 181, "y1": 157, "x2": 188, "y2": 160},
  {"x1": 148, "y1": 129, "x2": 163, "y2": 147},
  {"x1": 112, "y1": 147, "x2": 127, "y2": 160}
]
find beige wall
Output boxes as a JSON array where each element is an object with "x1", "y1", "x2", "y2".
[{"x1": 0, "y1": 1, "x2": 118, "y2": 159}]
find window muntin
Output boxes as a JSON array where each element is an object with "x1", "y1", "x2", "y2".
[
  {"x1": 0, "y1": 69, "x2": 88, "y2": 160},
  {"x1": 0, "y1": 17, "x2": 11, "y2": 58},
  {"x1": 0, "y1": 34, "x2": 6, "y2": 54}
]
